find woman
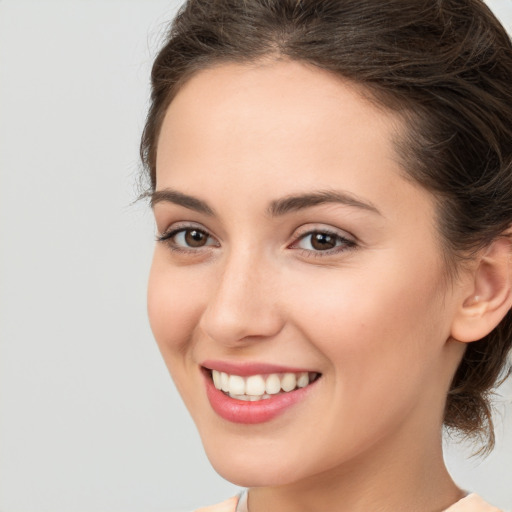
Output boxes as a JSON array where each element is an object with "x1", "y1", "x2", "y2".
[{"x1": 141, "y1": 1, "x2": 512, "y2": 510}]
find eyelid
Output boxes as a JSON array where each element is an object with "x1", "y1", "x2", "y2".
[
  {"x1": 292, "y1": 224, "x2": 356, "y2": 243},
  {"x1": 288, "y1": 225, "x2": 357, "y2": 256},
  {"x1": 156, "y1": 221, "x2": 357, "y2": 257},
  {"x1": 156, "y1": 222, "x2": 220, "y2": 251},
  {"x1": 158, "y1": 221, "x2": 199, "y2": 238}
]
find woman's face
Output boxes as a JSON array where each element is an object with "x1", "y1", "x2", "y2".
[{"x1": 148, "y1": 61, "x2": 465, "y2": 487}]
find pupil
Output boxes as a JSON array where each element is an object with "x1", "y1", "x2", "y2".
[
  {"x1": 312, "y1": 233, "x2": 336, "y2": 250},
  {"x1": 185, "y1": 229, "x2": 206, "y2": 247}
]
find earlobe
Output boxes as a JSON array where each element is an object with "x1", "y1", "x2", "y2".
[{"x1": 451, "y1": 234, "x2": 512, "y2": 343}]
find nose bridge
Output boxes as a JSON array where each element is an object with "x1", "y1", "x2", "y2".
[{"x1": 199, "y1": 244, "x2": 283, "y2": 345}]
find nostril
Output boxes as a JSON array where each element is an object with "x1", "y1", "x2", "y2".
[{"x1": 198, "y1": 268, "x2": 285, "y2": 346}]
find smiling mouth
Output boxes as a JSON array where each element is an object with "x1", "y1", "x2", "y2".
[{"x1": 205, "y1": 368, "x2": 322, "y2": 401}]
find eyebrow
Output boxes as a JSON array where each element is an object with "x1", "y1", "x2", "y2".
[
  {"x1": 268, "y1": 190, "x2": 381, "y2": 217},
  {"x1": 150, "y1": 188, "x2": 381, "y2": 217},
  {"x1": 151, "y1": 188, "x2": 215, "y2": 215}
]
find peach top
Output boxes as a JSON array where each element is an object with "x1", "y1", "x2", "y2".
[{"x1": 194, "y1": 491, "x2": 505, "y2": 512}]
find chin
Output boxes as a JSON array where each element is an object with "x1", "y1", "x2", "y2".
[
  {"x1": 202, "y1": 437, "x2": 305, "y2": 488},
  {"x1": 210, "y1": 459, "x2": 298, "y2": 488}
]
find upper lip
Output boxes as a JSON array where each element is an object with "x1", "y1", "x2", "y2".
[{"x1": 201, "y1": 359, "x2": 318, "y2": 376}]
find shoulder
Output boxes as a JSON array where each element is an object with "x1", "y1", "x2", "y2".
[
  {"x1": 444, "y1": 494, "x2": 504, "y2": 512},
  {"x1": 194, "y1": 495, "x2": 239, "y2": 512}
]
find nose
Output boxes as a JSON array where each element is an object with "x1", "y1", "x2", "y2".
[{"x1": 198, "y1": 249, "x2": 285, "y2": 346}]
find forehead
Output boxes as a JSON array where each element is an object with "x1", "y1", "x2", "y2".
[
  {"x1": 158, "y1": 61, "x2": 402, "y2": 173},
  {"x1": 162, "y1": 60, "x2": 400, "y2": 139},
  {"x1": 155, "y1": 60, "x2": 432, "y2": 225}
]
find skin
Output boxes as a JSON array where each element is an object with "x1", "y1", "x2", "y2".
[{"x1": 148, "y1": 60, "x2": 476, "y2": 511}]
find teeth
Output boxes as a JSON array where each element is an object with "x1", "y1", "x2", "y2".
[
  {"x1": 297, "y1": 372, "x2": 309, "y2": 388},
  {"x1": 212, "y1": 370, "x2": 221, "y2": 389},
  {"x1": 228, "y1": 393, "x2": 271, "y2": 401},
  {"x1": 265, "y1": 374, "x2": 281, "y2": 395},
  {"x1": 246, "y1": 375, "x2": 266, "y2": 396},
  {"x1": 211, "y1": 369, "x2": 318, "y2": 399},
  {"x1": 228, "y1": 375, "x2": 245, "y2": 395},
  {"x1": 281, "y1": 373, "x2": 296, "y2": 392},
  {"x1": 220, "y1": 372, "x2": 229, "y2": 392}
]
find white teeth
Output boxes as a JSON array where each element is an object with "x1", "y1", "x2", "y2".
[
  {"x1": 212, "y1": 370, "x2": 221, "y2": 389},
  {"x1": 229, "y1": 393, "x2": 249, "y2": 401},
  {"x1": 220, "y1": 372, "x2": 229, "y2": 392},
  {"x1": 211, "y1": 369, "x2": 318, "y2": 399},
  {"x1": 265, "y1": 374, "x2": 281, "y2": 394},
  {"x1": 297, "y1": 372, "x2": 309, "y2": 388},
  {"x1": 281, "y1": 373, "x2": 297, "y2": 392},
  {"x1": 246, "y1": 375, "x2": 266, "y2": 396},
  {"x1": 228, "y1": 393, "x2": 271, "y2": 401},
  {"x1": 228, "y1": 374, "x2": 245, "y2": 395}
]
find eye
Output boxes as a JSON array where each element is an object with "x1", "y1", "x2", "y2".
[
  {"x1": 291, "y1": 229, "x2": 356, "y2": 254},
  {"x1": 157, "y1": 226, "x2": 219, "y2": 251},
  {"x1": 174, "y1": 228, "x2": 212, "y2": 248}
]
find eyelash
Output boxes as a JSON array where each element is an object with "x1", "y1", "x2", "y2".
[
  {"x1": 156, "y1": 225, "x2": 357, "y2": 258},
  {"x1": 290, "y1": 228, "x2": 357, "y2": 257},
  {"x1": 156, "y1": 224, "x2": 218, "y2": 255}
]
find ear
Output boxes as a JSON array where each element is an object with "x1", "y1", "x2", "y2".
[{"x1": 451, "y1": 234, "x2": 512, "y2": 343}]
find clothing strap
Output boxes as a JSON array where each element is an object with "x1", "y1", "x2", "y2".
[
  {"x1": 230, "y1": 489, "x2": 508, "y2": 512},
  {"x1": 235, "y1": 489, "x2": 249, "y2": 512}
]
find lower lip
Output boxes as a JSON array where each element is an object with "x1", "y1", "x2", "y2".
[{"x1": 204, "y1": 371, "x2": 318, "y2": 424}]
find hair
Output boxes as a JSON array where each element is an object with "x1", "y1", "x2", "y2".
[{"x1": 140, "y1": 0, "x2": 512, "y2": 451}]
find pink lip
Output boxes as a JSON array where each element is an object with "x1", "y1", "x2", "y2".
[
  {"x1": 202, "y1": 367, "x2": 320, "y2": 424},
  {"x1": 201, "y1": 359, "x2": 313, "y2": 376}
]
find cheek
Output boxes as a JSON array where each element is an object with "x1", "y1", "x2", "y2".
[
  {"x1": 279, "y1": 262, "x2": 449, "y2": 454},
  {"x1": 147, "y1": 253, "x2": 206, "y2": 358},
  {"x1": 147, "y1": 254, "x2": 214, "y2": 413},
  {"x1": 285, "y1": 253, "x2": 447, "y2": 387}
]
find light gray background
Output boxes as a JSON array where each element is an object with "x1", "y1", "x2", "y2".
[{"x1": 0, "y1": 1, "x2": 511, "y2": 511}]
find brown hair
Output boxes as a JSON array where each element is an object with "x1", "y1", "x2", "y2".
[{"x1": 140, "y1": 0, "x2": 512, "y2": 450}]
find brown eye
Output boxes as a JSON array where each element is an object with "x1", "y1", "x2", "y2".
[
  {"x1": 293, "y1": 229, "x2": 355, "y2": 254},
  {"x1": 184, "y1": 229, "x2": 208, "y2": 247},
  {"x1": 310, "y1": 232, "x2": 337, "y2": 250},
  {"x1": 157, "y1": 226, "x2": 218, "y2": 250}
]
